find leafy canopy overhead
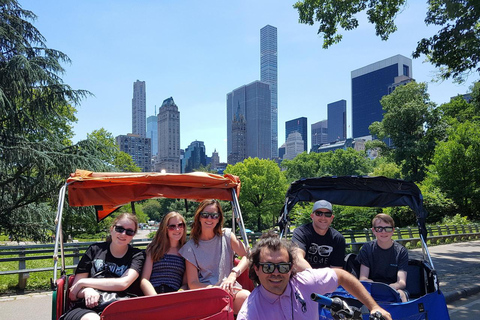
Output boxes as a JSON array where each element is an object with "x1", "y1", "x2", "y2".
[{"x1": 294, "y1": 0, "x2": 480, "y2": 81}]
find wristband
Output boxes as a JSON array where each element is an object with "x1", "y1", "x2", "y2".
[{"x1": 231, "y1": 267, "x2": 241, "y2": 277}]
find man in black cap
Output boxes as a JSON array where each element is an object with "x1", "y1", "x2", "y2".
[{"x1": 292, "y1": 200, "x2": 345, "y2": 270}]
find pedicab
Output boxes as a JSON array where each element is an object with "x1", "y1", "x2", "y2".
[
  {"x1": 51, "y1": 169, "x2": 254, "y2": 320},
  {"x1": 278, "y1": 176, "x2": 450, "y2": 320}
]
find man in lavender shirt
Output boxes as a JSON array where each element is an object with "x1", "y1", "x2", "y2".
[{"x1": 237, "y1": 231, "x2": 392, "y2": 320}]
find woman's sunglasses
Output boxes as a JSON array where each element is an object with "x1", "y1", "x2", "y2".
[
  {"x1": 114, "y1": 225, "x2": 135, "y2": 236},
  {"x1": 258, "y1": 262, "x2": 292, "y2": 274},
  {"x1": 200, "y1": 212, "x2": 220, "y2": 219},
  {"x1": 167, "y1": 223, "x2": 185, "y2": 231}
]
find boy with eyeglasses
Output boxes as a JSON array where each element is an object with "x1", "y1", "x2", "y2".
[
  {"x1": 357, "y1": 213, "x2": 409, "y2": 302},
  {"x1": 292, "y1": 200, "x2": 345, "y2": 270},
  {"x1": 237, "y1": 231, "x2": 392, "y2": 320}
]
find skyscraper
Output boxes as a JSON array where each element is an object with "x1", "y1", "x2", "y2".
[
  {"x1": 283, "y1": 131, "x2": 304, "y2": 160},
  {"x1": 156, "y1": 97, "x2": 180, "y2": 173},
  {"x1": 260, "y1": 25, "x2": 278, "y2": 158},
  {"x1": 311, "y1": 120, "x2": 328, "y2": 148},
  {"x1": 285, "y1": 117, "x2": 307, "y2": 152},
  {"x1": 227, "y1": 81, "x2": 271, "y2": 164},
  {"x1": 116, "y1": 134, "x2": 151, "y2": 172},
  {"x1": 182, "y1": 140, "x2": 206, "y2": 173},
  {"x1": 228, "y1": 112, "x2": 247, "y2": 165},
  {"x1": 146, "y1": 114, "x2": 158, "y2": 156},
  {"x1": 132, "y1": 80, "x2": 146, "y2": 137},
  {"x1": 351, "y1": 54, "x2": 412, "y2": 138},
  {"x1": 327, "y1": 100, "x2": 346, "y2": 143}
]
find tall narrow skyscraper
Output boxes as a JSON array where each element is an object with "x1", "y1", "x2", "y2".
[
  {"x1": 156, "y1": 97, "x2": 180, "y2": 173},
  {"x1": 147, "y1": 115, "x2": 158, "y2": 156},
  {"x1": 327, "y1": 100, "x2": 346, "y2": 143},
  {"x1": 132, "y1": 80, "x2": 146, "y2": 137},
  {"x1": 260, "y1": 25, "x2": 278, "y2": 158},
  {"x1": 351, "y1": 55, "x2": 412, "y2": 138}
]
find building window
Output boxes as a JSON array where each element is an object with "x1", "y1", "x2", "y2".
[{"x1": 403, "y1": 65, "x2": 409, "y2": 77}]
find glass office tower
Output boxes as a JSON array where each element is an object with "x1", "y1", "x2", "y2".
[
  {"x1": 327, "y1": 100, "x2": 346, "y2": 143},
  {"x1": 351, "y1": 55, "x2": 412, "y2": 138},
  {"x1": 227, "y1": 81, "x2": 271, "y2": 163},
  {"x1": 261, "y1": 25, "x2": 278, "y2": 158},
  {"x1": 285, "y1": 117, "x2": 308, "y2": 152}
]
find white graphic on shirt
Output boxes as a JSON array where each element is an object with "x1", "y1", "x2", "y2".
[{"x1": 307, "y1": 243, "x2": 333, "y2": 257}]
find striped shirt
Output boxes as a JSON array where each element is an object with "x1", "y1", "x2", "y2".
[{"x1": 149, "y1": 254, "x2": 185, "y2": 291}]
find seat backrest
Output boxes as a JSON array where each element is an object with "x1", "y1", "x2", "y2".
[
  {"x1": 343, "y1": 253, "x2": 361, "y2": 278},
  {"x1": 405, "y1": 260, "x2": 427, "y2": 299}
]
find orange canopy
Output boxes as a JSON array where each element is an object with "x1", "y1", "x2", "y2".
[{"x1": 67, "y1": 169, "x2": 241, "y2": 221}]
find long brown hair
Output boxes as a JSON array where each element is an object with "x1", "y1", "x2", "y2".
[
  {"x1": 146, "y1": 211, "x2": 187, "y2": 262},
  {"x1": 190, "y1": 199, "x2": 224, "y2": 245}
]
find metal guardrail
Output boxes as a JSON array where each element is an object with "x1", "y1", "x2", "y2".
[{"x1": 1, "y1": 225, "x2": 480, "y2": 290}]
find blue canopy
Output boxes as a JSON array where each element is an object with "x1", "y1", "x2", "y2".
[{"x1": 279, "y1": 176, "x2": 428, "y2": 240}]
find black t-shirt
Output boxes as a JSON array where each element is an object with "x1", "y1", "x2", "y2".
[
  {"x1": 292, "y1": 224, "x2": 346, "y2": 268},
  {"x1": 76, "y1": 242, "x2": 144, "y2": 281},
  {"x1": 357, "y1": 240, "x2": 408, "y2": 284}
]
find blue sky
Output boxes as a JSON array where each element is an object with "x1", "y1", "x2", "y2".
[{"x1": 21, "y1": 0, "x2": 474, "y2": 163}]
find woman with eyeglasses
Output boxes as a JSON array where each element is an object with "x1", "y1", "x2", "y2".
[
  {"x1": 179, "y1": 199, "x2": 250, "y2": 314},
  {"x1": 140, "y1": 211, "x2": 187, "y2": 295},
  {"x1": 63, "y1": 213, "x2": 145, "y2": 320}
]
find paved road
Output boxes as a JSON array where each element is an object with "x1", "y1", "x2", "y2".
[
  {"x1": 1, "y1": 240, "x2": 480, "y2": 320},
  {"x1": 448, "y1": 291, "x2": 480, "y2": 320}
]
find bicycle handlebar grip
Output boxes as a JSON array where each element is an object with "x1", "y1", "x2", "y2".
[
  {"x1": 369, "y1": 311, "x2": 385, "y2": 320},
  {"x1": 310, "y1": 293, "x2": 332, "y2": 306}
]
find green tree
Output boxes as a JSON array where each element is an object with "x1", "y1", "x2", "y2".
[
  {"x1": 283, "y1": 148, "x2": 371, "y2": 181},
  {"x1": 0, "y1": 1, "x2": 117, "y2": 241},
  {"x1": 428, "y1": 121, "x2": 480, "y2": 218},
  {"x1": 371, "y1": 158, "x2": 403, "y2": 179},
  {"x1": 294, "y1": 0, "x2": 480, "y2": 81},
  {"x1": 282, "y1": 152, "x2": 330, "y2": 181},
  {"x1": 87, "y1": 128, "x2": 140, "y2": 172},
  {"x1": 368, "y1": 82, "x2": 445, "y2": 182},
  {"x1": 225, "y1": 158, "x2": 287, "y2": 231},
  {"x1": 328, "y1": 148, "x2": 372, "y2": 176},
  {"x1": 141, "y1": 199, "x2": 163, "y2": 222}
]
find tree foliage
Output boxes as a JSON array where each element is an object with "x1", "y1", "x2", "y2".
[
  {"x1": 368, "y1": 82, "x2": 445, "y2": 182},
  {"x1": 282, "y1": 148, "x2": 372, "y2": 181},
  {"x1": 294, "y1": 0, "x2": 480, "y2": 81},
  {"x1": 428, "y1": 121, "x2": 480, "y2": 218},
  {"x1": 225, "y1": 158, "x2": 287, "y2": 231},
  {"x1": 0, "y1": 1, "x2": 120, "y2": 241}
]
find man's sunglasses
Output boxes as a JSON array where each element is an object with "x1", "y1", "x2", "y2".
[
  {"x1": 313, "y1": 211, "x2": 333, "y2": 217},
  {"x1": 114, "y1": 225, "x2": 135, "y2": 236},
  {"x1": 374, "y1": 226, "x2": 394, "y2": 233},
  {"x1": 258, "y1": 262, "x2": 292, "y2": 274},
  {"x1": 167, "y1": 223, "x2": 185, "y2": 231},
  {"x1": 200, "y1": 212, "x2": 220, "y2": 219}
]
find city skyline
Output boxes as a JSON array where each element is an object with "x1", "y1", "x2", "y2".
[{"x1": 21, "y1": 1, "x2": 474, "y2": 163}]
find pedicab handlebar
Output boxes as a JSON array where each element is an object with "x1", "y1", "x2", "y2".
[{"x1": 311, "y1": 293, "x2": 385, "y2": 320}]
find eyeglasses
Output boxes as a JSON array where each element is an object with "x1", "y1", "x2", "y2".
[
  {"x1": 200, "y1": 212, "x2": 220, "y2": 219},
  {"x1": 114, "y1": 225, "x2": 135, "y2": 236},
  {"x1": 313, "y1": 211, "x2": 333, "y2": 217},
  {"x1": 258, "y1": 262, "x2": 292, "y2": 274},
  {"x1": 167, "y1": 223, "x2": 185, "y2": 231},
  {"x1": 374, "y1": 226, "x2": 394, "y2": 233}
]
